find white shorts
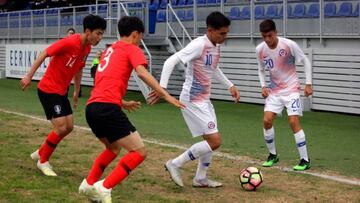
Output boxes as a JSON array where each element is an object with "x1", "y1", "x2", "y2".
[
  {"x1": 180, "y1": 100, "x2": 218, "y2": 137},
  {"x1": 264, "y1": 93, "x2": 303, "y2": 116}
]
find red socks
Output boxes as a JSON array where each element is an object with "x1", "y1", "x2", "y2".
[
  {"x1": 103, "y1": 151, "x2": 145, "y2": 189},
  {"x1": 39, "y1": 131, "x2": 62, "y2": 163},
  {"x1": 86, "y1": 149, "x2": 117, "y2": 185}
]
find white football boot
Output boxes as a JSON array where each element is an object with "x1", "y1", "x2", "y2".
[
  {"x1": 36, "y1": 161, "x2": 57, "y2": 176},
  {"x1": 192, "y1": 178, "x2": 223, "y2": 188},
  {"x1": 89, "y1": 180, "x2": 112, "y2": 203},
  {"x1": 79, "y1": 179, "x2": 94, "y2": 196},
  {"x1": 164, "y1": 160, "x2": 184, "y2": 187}
]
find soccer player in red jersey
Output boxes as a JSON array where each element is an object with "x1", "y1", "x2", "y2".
[
  {"x1": 78, "y1": 16, "x2": 185, "y2": 202},
  {"x1": 19, "y1": 14, "x2": 106, "y2": 177}
]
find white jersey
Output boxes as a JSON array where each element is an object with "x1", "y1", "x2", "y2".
[
  {"x1": 256, "y1": 37, "x2": 307, "y2": 95},
  {"x1": 175, "y1": 35, "x2": 220, "y2": 102}
]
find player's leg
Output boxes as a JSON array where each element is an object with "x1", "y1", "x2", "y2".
[
  {"x1": 32, "y1": 91, "x2": 74, "y2": 176},
  {"x1": 262, "y1": 94, "x2": 282, "y2": 167},
  {"x1": 285, "y1": 93, "x2": 310, "y2": 171},
  {"x1": 192, "y1": 132, "x2": 222, "y2": 188},
  {"x1": 90, "y1": 132, "x2": 146, "y2": 202}
]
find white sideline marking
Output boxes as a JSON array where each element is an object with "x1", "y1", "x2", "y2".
[{"x1": 1, "y1": 108, "x2": 359, "y2": 186}]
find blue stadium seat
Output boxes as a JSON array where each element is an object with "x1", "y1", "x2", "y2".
[
  {"x1": 196, "y1": 0, "x2": 206, "y2": 6},
  {"x1": 157, "y1": 10, "x2": 166, "y2": 22},
  {"x1": 291, "y1": 4, "x2": 306, "y2": 18},
  {"x1": 279, "y1": 5, "x2": 292, "y2": 18},
  {"x1": 266, "y1": 5, "x2": 279, "y2": 19},
  {"x1": 229, "y1": 7, "x2": 241, "y2": 20},
  {"x1": 170, "y1": 0, "x2": 178, "y2": 7},
  {"x1": 337, "y1": 2, "x2": 352, "y2": 17},
  {"x1": 255, "y1": 6, "x2": 265, "y2": 19},
  {"x1": 207, "y1": 0, "x2": 217, "y2": 4},
  {"x1": 240, "y1": 6, "x2": 251, "y2": 20},
  {"x1": 217, "y1": 0, "x2": 226, "y2": 3},
  {"x1": 159, "y1": 0, "x2": 167, "y2": 9},
  {"x1": 186, "y1": 0, "x2": 194, "y2": 5},
  {"x1": 185, "y1": 9, "x2": 193, "y2": 21},
  {"x1": 306, "y1": 3, "x2": 319, "y2": 18},
  {"x1": 324, "y1": 3, "x2": 337, "y2": 17},
  {"x1": 177, "y1": 0, "x2": 186, "y2": 6},
  {"x1": 352, "y1": 3, "x2": 359, "y2": 17},
  {"x1": 176, "y1": 9, "x2": 186, "y2": 20}
]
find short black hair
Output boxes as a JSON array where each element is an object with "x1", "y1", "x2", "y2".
[
  {"x1": 67, "y1": 27, "x2": 75, "y2": 33},
  {"x1": 259, "y1": 19, "x2": 276, "y2": 33},
  {"x1": 83, "y1": 14, "x2": 106, "y2": 32},
  {"x1": 206, "y1": 11, "x2": 230, "y2": 30},
  {"x1": 118, "y1": 16, "x2": 145, "y2": 37}
]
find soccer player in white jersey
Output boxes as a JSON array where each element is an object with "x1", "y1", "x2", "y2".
[
  {"x1": 256, "y1": 19, "x2": 312, "y2": 171},
  {"x1": 148, "y1": 11, "x2": 240, "y2": 187}
]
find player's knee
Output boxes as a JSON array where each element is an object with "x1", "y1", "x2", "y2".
[
  {"x1": 136, "y1": 147, "x2": 147, "y2": 159},
  {"x1": 263, "y1": 118, "x2": 273, "y2": 129},
  {"x1": 208, "y1": 137, "x2": 221, "y2": 150}
]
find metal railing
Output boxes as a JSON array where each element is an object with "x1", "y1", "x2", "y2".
[{"x1": 166, "y1": 3, "x2": 192, "y2": 49}]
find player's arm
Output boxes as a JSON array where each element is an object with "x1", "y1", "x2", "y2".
[
  {"x1": 147, "y1": 54, "x2": 181, "y2": 104},
  {"x1": 213, "y1": 67, "x2": 240, "y2": 102},
  {"x1": 301, "y1": 57, "x2": 313, "y2": 97},
  {"x1": 72, "y1": 70, "x2": 82, "y2": 109},
  {"x1": 256, "y1": 51, "x2": 268, "y2": 98},
  {"x1": 291, "y1": 41, "x2": 313, "y2": 97},
  {"x1": 20, "y1": 50, "x2": 48, "y2": 90},
  {"x1": 135, "y1": 65, "x2": 185, "y2": 109},
  {"x1": 122, "y1": 100, "x2": 141, "y2": 112}
]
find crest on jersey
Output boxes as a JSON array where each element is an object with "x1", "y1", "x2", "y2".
[
  {"x1": 54, "y1": 105, "x2": 62, "y2": 114},
  {"x1": 208, "y1": 121, "x2": 215, "y2": 129},
  {"x1": 279, "y1": 49, "x2": 287, "y2": 56}
]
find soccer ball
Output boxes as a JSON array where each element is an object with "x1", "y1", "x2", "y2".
[{"x1": 239, "y1": 166, "x2": 263, "y2": 191}]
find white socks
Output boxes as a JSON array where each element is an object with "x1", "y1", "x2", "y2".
[
  {"x1": 195, "y1": 151, "x2": 213, "y2": 180},
  {"x1": 172, "y1": 140, "x2": 212, "y2": 168},
  {"x1": 264, "y1": 127, "x2": 276, "y2": 155},
  {"x1": 294, "y1": 130, "x2": 309, "y2": 161}
]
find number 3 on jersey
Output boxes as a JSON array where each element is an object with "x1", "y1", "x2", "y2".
[{"x1": 97, "y1": 47, "x2": 114, "y2": 72}]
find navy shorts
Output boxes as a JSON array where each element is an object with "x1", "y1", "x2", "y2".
[
  {"x1": 86, "y1": 102, "x2": 136, "y2": 143},
  {"x1": 38, "y1": 88, "x2": 72, "y2": 120}
]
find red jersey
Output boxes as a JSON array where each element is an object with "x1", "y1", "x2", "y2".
[
  {"x1": 38, "y1": 34, "x2": 91, "y2": 95},
  {"x1": 87, "y1": 40, "x2": 148, "y2": 107}
]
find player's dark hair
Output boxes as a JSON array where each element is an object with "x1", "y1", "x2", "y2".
[
  {"x1": 206, "y1": 11, "x2": 230, "y2": 30},
  {"x1": 118, "y1": 16, "x2": 145, "y2": 37},
  {"x1": 259, "y1": 19, "x2": 276, "y2": 33},
  {"x1": 83, "y1": 14, "x2": 106, "y2": 32},
  {"x1": 67, "y1": 27, "x2": 75, "y2": 33}
]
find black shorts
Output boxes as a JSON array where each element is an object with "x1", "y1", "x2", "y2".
[
  {"x1": 86, "y1": 102, "x2": 136, "y2": 143},
  {"x1": 38, "y1": 88, "x2": 73, "y2": 120}
]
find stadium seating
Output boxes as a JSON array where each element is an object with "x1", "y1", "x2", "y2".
[
  {"x1": 265, "y1": 5, "x2": 279, "y2": 19},
  {"x1": 196, "y1": 0, "x2": 206, "y2": 6},
  {"x1": 324, "y1": 3, "x2": 337, "y2": 17},
  {"x1": 229, "y1": 7, "x2": 241, "y2": 20},
  {"x1": 337, "y1": 2, "x2": 352, "y2": 17},
  {"x1": 176, "y1": 9, "x2": 186, "y2": 20},
  {"x1": 185, "y1": 9, "x2": 194, "y2": 21},
  {"x1": 291, "y1": 3, "x2": 306, "y2": 18},
  {"x1": 159, "y1": 0, "x2": 167, "y2": 9},
  {"x1": 177, "y1": 0, "x2": 187, "y2": 7},
  {"x1": 306, "y1": 3, "x2": 319, "y2": 18},
  {"x1": 207, "y1": 0, "x2": 217, "y2": 5},
  {"x1": 240, "y1": 6, "x2": 251, "y2": 20},
  {"x1": 255, "y1": 6, "x2": 265, "y2": 19},
  {"x1": 157, "y1": 10, "x2": 166, "y2": 22},
  {"x1": 279, "y1": 5, "x2": 292, "y2": 18}
]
